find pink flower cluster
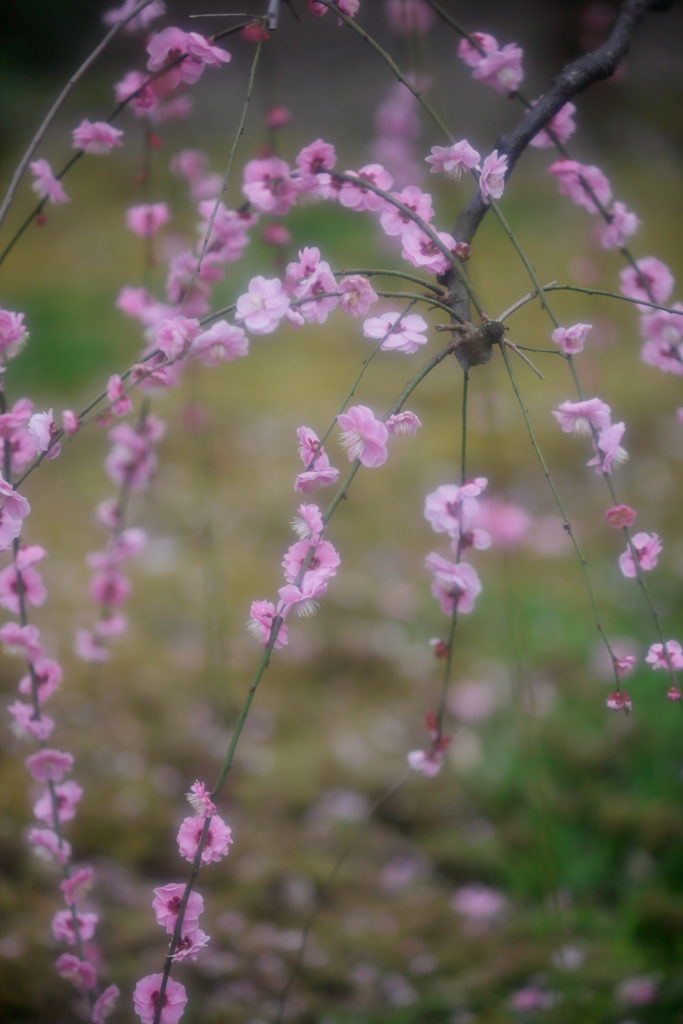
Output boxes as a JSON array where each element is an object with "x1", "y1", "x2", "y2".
[
  {"x1": 552, "y1": 397, "x2": 627, "y2": 475},
  {"x1": 547, "y1": 158, "x2": 640, "y2": 250},
  {"x1": 457, "y1": 31, "x2": 524, "y2": 94},
  {"x1": 407, "y1": 711, "x2": 451, "y2": 777}
]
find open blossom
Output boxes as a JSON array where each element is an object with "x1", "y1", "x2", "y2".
[
  {"x1": 425, "y1": 553, "x2": 482, "y2": 615},
  {"x1": 552, "y1": 397, "x2": 611, "y2": 435},
  {"x1": 1, "y1": 621, "x2": 42, "y2": 659},
  {"x1": 187, "y1": 780, "x2": 216, "y2": 818},
  {"x1": 177, "y1": 812, "x2": 232, "y2": 864},
  {"x1": 337, "y1": 405, "x2": 388, "y2": 468},
  {"x1": 457, "y1": 32, "x2": 499, "y2": 68},
  {"x1": 386, "y1": 411, "x2": 421, "y2": 435},
  {"x1": 235, "y1": 276, "x2": 290, "y2": 334},
  {"x1": 291, "y1": 503, "x2": 324, "y2": 542},
  {"x1": 60, "y1": 867, "x2": 95, "y2": 906},
  {"x1": 472, "y1": 42, "x2": 524, "y2": 93},
  {"x1": 587, "y1": 422, "x2": 628, "y2": 474},
  {"x1": 92, "y1": 985, "x2": 120, "y2": 1024},
  {"x1": 294, "y1": 426, "x2": 339, "y2": 493},
  {"x1": 0, "y1": 308, "x2": 29, "y2": 359},
  {"x1": 640, "y1": 304, "x2": 683, "y2": 373},
  {"x1": 379, "y1": 186, "x2": 434, "y2": 236},
  {"x1": 52, "y1": 909, "x2": 98, "y2": 945},
  {"x1": 478, "y1": 150, "x2": 507, "y2": 202},
  {"x1": 615, "y1": 655, "x2": 637, "y2": 676},
  {"x1": 295, "y1": 138, "x2": 337, "y2": 181},
  {"x1": 29, "y1": 827, "x2": 70, "y2": 864},
  {"x1": 425, "y1": 140, "x2": 480, "y2": 178},
  {"x1": 28, "y1": 409, "x2": 60, "y2": 458},
  {"x1": 618, "y1": 532, "x2": 662, "y2": 577},
  {"x1": 548, "y1": 159, "x2": 612, "y2": 214},
  {"x1": 133, "y1": 974, "x2": 187, "y2": 1024},
  {"x1": 155, "y1": 316, "x2": 200, "y2": 359},
  {"x1": 401, "y1": 224, "x2": 455, "y2": 274},
  {"x1": 338, "y1": 275, "x2": 378, "y2": 316},
  {"x1": 363, "y1": 311, "x2": 428, "y2": 354},
  {"x1": 248, "y1": 599, "x2": 288, "y2": 648},
  {"x1": 126, "y1": 203, "x2": 169, "y2": 237},
  {"x1": 153, "y1": 883, "x2": 204, "y2": 932},
  {"x1": 29, "y1": 159, "x2": 69, "y2": 204},
  {"x1": 8, "y1": 700, "x2": 54, "y2": 740},
  {"x1": 242, "y1": 157, "x2": 298, "y2": 214},
  {"x1": 620, "y1": 256, "x2": 674, "y2": 306},
  {"x1": 71, "y1": 120, "x2": 123, "y2": 154},
  {"x1": 605, "y1": 505, "x2": 636, "y2": 528},
  {"x1": 278, "y1": 573, "x2": 328, "y2": 618},
  {"x1": 113, "y1": 70, "x2": 157, "y2": 115},
  {"x1": 107, "y1": 374, "x2": 132, "y2": 416},
  {"x1": 55, "y1": 953, "x2": 96, "y2": 989},
  {"x1": 171, "y1": 927, "x2": 209, "y2": 962},
  {"x1": 25, "y1": 748, "x2": 73, "y2": 783},
  {"x1": 295, "y1": 262, "x2": 339, "y2": 324},
  {"x1": 407, "y1": 746, "x2": 447, "y2": 777},
  {"x1": 606, "y1": 690, "x2": 632, "y2": 711},
  {"x1": 146, "y1": 27, "x2": 230, "y2": 89},
  {"x1": 424, "y1": 480, "x2": 487, "y2": 535},
  {"x1": 338, "y1": 164, "x2": 393, "y2": 212},
  {"x1": 646, "y1": 640, "x2": 683, "y2": 670},
  {"x1": 599, "y1": 201, "x2": 641, "y2": 249},
  {"x1": 74, "y1": 629, "x2": 110, "y2": 663},
  {"x1": 34, "y1": 780, "x2": 83, "y2": 825},
  {"x1": 0, "y1": 562, "x2": 46, "y2": 614},
  {"x1": 552, "y1": 323, "x2": 592, "y2": 355},
  {"x1": 529, "y1": 101, "x2": 577, "y2": 148},
  {"x1": 283, "y1": 538, "x2": 340, "y2": 586}
]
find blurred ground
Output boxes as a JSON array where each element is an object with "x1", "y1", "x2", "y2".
[{"x1": 0, "y1": 2, "x2": 683, "y2": 1023}]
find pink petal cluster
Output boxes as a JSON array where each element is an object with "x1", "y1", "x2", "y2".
[
  {"x1": 425, "y1": 553, "x2": 483, "y2": 615},
  {"x1": 0, "y1": 308, "x2": 29, "y2": 362},
  {"x1": 425, "y1": 140, "x2": 480, "y2": 179},
  {"x1": 646, "y1": 640, "x2": 683, "y2": 670},
  {"x1": 286, "y1": 249, "x2": 338, "y2": 324},
  {"x1": 25, "y1": 748, "x2": 73, "y2": 782},
  {"x1": 363, "y1": 311, "x2": 428, "y2": 354},
  {"x1": 599, "y1": 201, "x2": 641, "y2": 249},
  {"x1": 379, "y1": 185, "x2": 434, "y2": 236},
  {"x1": 92, "y1": 984, "x2": 121, "y2": 1024},
  {"x1": 424, "y1": 479, "x2": 488, "y2": 538},
  {"x1": 71, "y1": 120, "x2": 124, "y2": 154},
  {"x1": 248, "y1": 599, "x2": 289, "y2": 649},
  {"x1": 28, "y1": 409, "x2": 60, "y2": 459},
  {"x1": 338, "y1": 275, "x2": 378, "y2": 316},
  {"x1": 103, "y1": 0, "x2": 165, "y2": 32},
  {"x1": 29, "y1": 160, "x2": 69, "y2": 204},
  {"x1": 552, "y1": 397, "x2": 611, "y2": 435},
  {"x1": 552, "y1": 322, "x2": 592, "y2": 355},
  {"x1": 28, "y1": 827, "x2": 71, "y2": 864},
  {"x1": 407, "y1": 711, "x2": 451, "y2": 777},
  {"x1": 618, "y1": 532, "x2": 662, "y2": 577},
  {"x1": 187, "y1": 780, "x2": 216, "y2": 818},
  {"x1": 401, "y1": 224, "x2": 456, "y2": 274},
  {"x1": 606, "y1": 690, "x2": 632, "y2": 712},
  {"x1": 51, "y1": 909, "x2": 98, "y2": 945},
  {"x1": 457, "y1": 33, "x2": 524, "y2": 93},
  {"x1": 55, "y1": 952, "x2": 96, "y2": 989},
  {"x1": 337, "y1": 405, "x2": 389, "y2": 468},
  {"x1": 478, "y1": 150, "x2": 508, "y2": 203},
  {"x1": 339, "y1": 164, "x2": 393, "y2": 212},
  {"x1": 242, "y1": 156, "x2": 299, "y2": 214},
  {"x1": 620, "y1": 256, "x2": 674, "y2": 307},
  {"x1": 586, "y1": 421, "x2": 628, "y2": 475},
  {"x1": 133, "y1": 974, "x2": 188, "y2": 1024},
  {"x1": 177, "y1": 813, "x2": 232, "y2": 864},
  {"x1": 294, "y1": 426, "x2": 340, "y2": 493},
  {"x1": 146, "y1": 27, "x2": 230, "y2": 91},
  {"x1": 548, "y1": 159, "x2": 612, "y2": 214},
  {"x1": 235, "y1": 276, "x2": 290, "y2": 334},
  {"x1": 529, "y1": 101, "x2": 577, "y2": 148},
  {"x1": 639, "y1": 303, "x2": 683, "y2": 376},
  {"x1": 126, "y1": 203, "x2": 169, "y2": 237},
  {"x1": 385, "y1": 411, "x2": 421, "y2": 435},
  {"x1": 605, "y1": 505, "x2": 636, "y2": 528}
]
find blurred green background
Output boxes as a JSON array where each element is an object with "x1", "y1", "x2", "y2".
[{"x1": 1, "y1": 2, "x2": 683, "y2": 1022}]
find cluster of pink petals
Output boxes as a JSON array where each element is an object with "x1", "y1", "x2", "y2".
[
  {"x1": 243, "y1": 156, "x2": 300, "y2": 214},
  {"x1": 25, "y1": 747, "x2": 73, "y2": 782},
  {"x1": 134, "y1": 974, "x2": 187, "y2": 1024},
  {"x1": 295, "y1": 426, "x2": 340, "y2": 493},
  {"x1": 425, "y1": 553, "x2": 483, "y2": 615},
  {"x1": 1, "y1": 620, "x2": 42, "y2": 659},
  {"x1": 552, "y1": 322, "x2": 592, "y2": 355},
  {"x1": 586, "y1": 421, "x2": 628, "y2": 475},
  {"x1": 646, "y1": 640, "x2": 683, "y2": 670},
  {"x1": 339, "y1": 164, "x2": 393, "y2": 212},
  {"x1": 337, "y1": 405, "x2": 388, "y2": 467},
  {"x1": 191, "y1": 321, "x2": 248, "y2": 366},
  {"x1": 126, "y1": 203, "x2": 169, "y2": 237},
  {"x1": 615, "y1": 655, "x2": 637, "y2": 677},
  {"x1": 386, "y1": 411, "x2": 421, "y2": 435},
  {"x1": 93, "y1": 985, "x2": 121, "y2": 1023},
  {"x1": 425, "y1": 140, "x2": 480, "y2": 178},
  {"x1": 34, "y1": 780, "x2": 82, "y2": 825},
  {"x1": 286, "y1": 248, "x2": 338, "y2": 324},
  {"x1": 52, "y1": 909, "x2": 98, "y2": 945},
  {"x1": 618, "y1": 533, "x2": 662, "y2": 577},
  {"x1": 363, "y1": 311, "x2": 428, "y2": 353},
  {"x1": 379, "y1": 185, "x2": 434, "y2": 236},
  {"x1": 146, "y1": 27, "x2": 230, "y2": 91},
  {"x1": 552, "y1": 397, "x2": 611, "y2": 435},
  {"x1": 424, "y1": 479, "x2": 487, "y2": 537},
  {"x1": 606, "y1": 690, "x2": 632, "y2": 712},
  {"x1": 401, "y1": 224, "x2": 456, "y2": 274},
  {"x1": 103, "y1": 0, "x2": 165, "y2": 32},
  {"x1": 177, "y1": 813, "x2": 232, "y2": 864},
  {"x1": 29, "y1": 159, "x2": 69, "y2": 204},
  {"x1": 605, "y1": 504, "x2": 636, "y2": 528},
  {"x1": 0, "y1": 545, "x2": 47, "y2": 614},
  {"x1": 72, "y1": 120, "x2": 123, "y2": 155},
  {"x1": 0, "y1": 307, "x2": 29, "y2": 361},
  {"x1": 457, "y1": 32, "x2": 524, "y2": 93},
  {"x1": 248, "y1": 599, "x2": 289, "y2": 649},
  {"x1": 620, "y1": 256, "x2": 674, "y2": 307},
  {"x1": 639, "y1": 303, "x2": 683, "y2": 375},
  {"x1": 478, "y1": 150, "x2": 508, "y2": 203},
  {"x1": 187, "y1": 780, "x2": 216, "y2": 818},
  {"x1": 599, "y1": 201, "x2": 641, "y2": 249},
  {"x1": 338, "y1": 275, "x2": 378, "y2": 316},
  {"x1": 61, "y1": 866, "x2": 94, "y2": 905},
  {"x1": 55, "y1": 952, "x2": 96, "y2": 989},
  {"x1": 235, "y1": 276, "x2": 290, "y2": 334},
  {"x1": 529, "y1": 101, "x2": 577, "y2": 148},
  {"x1": 28, "y1": 827, "x2": 70, "y2": 864},
  {"x1": 548, "y1": 159, "x2": 612, "y2": 214}
]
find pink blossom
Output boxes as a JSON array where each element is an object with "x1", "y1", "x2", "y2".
[
  {"x1": 606, "y1": 690, "x2": 632, "y2": 711},
  {"x1": 599, "y1": 200, "x2": 640, "y2": 249},
  {"x1": 29, "y1": 159, "x2": 69, "y2": 204},
  {"x1": 668, "y1": 686, "x2": 682, "y2": 701},
  {"x1": 8, "y1": 700, "x2": 54, "y2": 740},
  {"x1": 51, "y1": 909, "x2": 98, "y2": 946},
  {"x1": 34, "y1": 780, "x2": 83, "y2": 825},
  {"x1": 146, "y1": 27, "x2": 229, "y2": 89},
  {"x1": 115, "y1": 286, "x2": 169, "y2": 326},
  {"x1": 105, "y1": 421, "x2": 162, "y2": 490},
  {"x1": 451, "y1": 885, "x2": 506, "y2": 922},
  {"x1": 187, "y1": 781, "x2": 216, "y2": 818},
  {"x1": 552, "y1": 322, "x2": 592, "y2": 355},
  {"x1": 113, "y1": 71, "x2": 157, "y2": 116},
  {"x1": 337, "y1": 405, "x2": 389, "y2": 467},
  {"x1": 103, "y1": 0, "x2": 165, "y2": 32},
  {"x1": 25, "y1": 748, "x2": 74, "y2": 783},
  {"x1": 278, "y1": 574, "x2": 328, "y2": 618},
  {"x1": 152, "y1": 883, "x2": 204, "y2": 933},
  {"x1": 94, "y1": 614, "x2": 128, "y2": 638},
  {"x1": 338, "y1": 276, "x2": 378, "y2": 316},
  {"x1": 386, "y1": 0, "x2": 434, "y2": 33},
  {"x1": 407, "y1": 748, "x2": 446, "y2": 777},
  {"x1": 242, "y1": 157, "x2": 298, "y2": 215},
  {"x1": 191, "y1": 321, "x2": 248, "y2": 366},
  {"x1": 248, "y1": 600, "x2": 288, "y2": 648},
  {"x1": 133, "y1": 974, "x2": 187, "y2": 1024},
  {"x1": 294, "y1": 426, "x2": 339, "y2": 493},
  {"x1": 529, "y1": 101, "x2": 577, "y2": 148},
  {"x1": 425, "y1": 140, "x2": 480, "y2": 179},
  {"x1": 171, "y1": 927, "x2": 209, "y2": 962},
  {"x1": 74, "y1": 629, "x2": 110, "y2": 663},
  {"x1": 457, "y1": 32, "x2": 499, "y2": 68},
  {"x1": 587, "y1": 422, "x2": 628, "y2": 474},
  {"x1": 640, "y1": 303, "x2": 683, "y2": 367},
  {"x1": 55, "y1": 952, "x2": 96, "y2": 989},
  {"x1": 472, "y1": 43, "x2": 524, "y2": 93},
  {"x1": 401, "y1": 224, "x2": 455, "y2": 274},
  {"x1": 92, "y1": 984, "x2": 120, "y2": 1024},
  {"x1": 615, "y1": 655, "x2": 637, "y2": 676},
  {"x1": 295, "y1": 138, "x2": 337, "y2": 181},
  {"x1": 291, "y1": 503, "x2": 324, "y2": 542},
  {"x1": 0, "y1": 309, "x2": 29, "y2": 360},
  {"x1": 645, "y1": 640, "x2": 683, "y2": 670},
  {"x1": 126, "y1": 203, "x2": 169, "y2": 237},
  {"x1": 363, "y1": 311, "x2": 428, "y2": 354},
  {"x1": 478, "y1": 150, "x2": 508, "y2": 203},
  {"x1": 379, "y1": 186, "x2": 434, "y2": 236},
  {"x1": 620, "y1": 256, "x2": 675, "y2": 307},
  {"x1": 295, "y1": 263, "x2": 339, "y2": 324},
  {"x1": 71, "y1": 120, "x2": 123, "y2": 155},
  {"x1": 62, "y1": 410, "x2": 79, "y2": 435},
  {"x1": 641, "y1": 337, "x2": 683, "y2": 376},
  {"x1": 13, "y1": 670, "x2": 55, "y2": 716},
  {"x1": 235, "y1": 276, "x2": 290, "y2": 334},
  {"x1": 295, "y1": 465, "x2": 339, "y2": 493},
  {"x1": 0, "y1": 563, "x2": 46, "y2": 614},
  {"x1": 283, "y1": 538, "x2": 340, "y2": 586},
  {"x1": 28, "y1": 409, "x2": 60, "y2": 458},
  {"x1": 619, "y1": 532, "x2": 662, "y2": 578},
  {"x1": 195, "y1": 202, "x2": 253, "y2": 261},
  {"x1": 60, "y1": 867, "x2": 94, "y2": 906},
  {"x1": 155, "y1": 316, "x2": 200, "y2": 360},
  {"x1": 424, "y1": 482, "x2": 486, "y2": 536},
  {"x1": 177, "y1": 812, "x2": 233, "y2": 864},
  {"x1": 425, "y1": 553, "x2": 482, "y2": 614},
  {"x1": 263, "y1": 224, "x2": 291, "y2": 247},
  {"x1": 605, "y1": 505, "x2": 636, "y2": 528},
  {"x1": 106, "y1": 375, "x2": 132, "y2": 417},
  {"x1": 548, "y1": 159, "x2": 612, "y2": 214},
  {"x1": 552, "y1": 397, "x2": 612, "y2": 434},
  {"x1": 183, "y1": 31, "x2": 231, "y2": 68},
  {"x1": 266, "y1": 106, "x2": 292, "y2": 129},
  {"x1": 386, "y1": 411, "x2": 421, "y2": 435},
  {"x1": 285, "y1": 247, "x2": 322, "y2": 290},
  {"x1": 29, "y1": 827, "x2": 70, "y2": 864},
  {"x1": 1, "y1": 622, "x2": 42, "y2": 660},
  {"x1": 338, "y1": 164, "x2": 394, "y2": 212}
]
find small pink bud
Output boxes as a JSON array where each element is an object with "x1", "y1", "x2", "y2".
[
  {"x1": 453, "y1": 242, "x2": 471, "y2": 260},
  {"x1": 266, "y1": 106, "x2": 292, "y2": 129},
  {"x1": 605, "y1": 504, "x2": 636, "y2": 528},
  {"x1": 606, "y1": 689, "x2": 632, "y2": 711},
  {"x1": 667, "y1": 686, "x2": 681, "y2": 702}
]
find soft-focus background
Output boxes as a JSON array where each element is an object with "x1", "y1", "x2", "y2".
[{"x1": 1, "y1": 1, "x2": 683, "y2": 1021}]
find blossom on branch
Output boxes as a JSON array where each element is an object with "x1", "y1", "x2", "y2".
[
  {"x1": 126, "y1": 203, "x2": 169, "y2": 237},
  {"x1": 618, "y1": 532, "x2": 662, "y2": 577},
  {"x1": 337, "y1": 405, "x2": 389, "y2": 467},
  {"x1": 29, "y1": 160, "x2": 69, "y2": 204},
  {"x1": 363, "y1": 311, "x2": 428, "y2": 354},
  {"x1": 646, "y1": 640, "x2": 683, "y2": 670},
  {"x1": 235, "y1": 276, "x2": 290, "y2": 334},
  {"x1": 552, "y1": 323, "x2": 592, "y2": 355},
  {"x1": 133, "y1": 974, "x2": 187, "y2": 1024},
  {"x1": 529, "y1": 101, "x2": 577, "y2": 148},
  {"x1": 548, "y1": 159, "x2": 612, "y2": 214},
  {"x1": 478, "y1": 151, "x2": 508, "y2": 203},
  {"x1": 620, "y1": 256, "x2": 675, "y2": 306},
  {"x1": 425, "y1": 140, "x2": 480, "y2": 179},
  {"x1": 71, "y1": 120, "x2": 123, "y2": 154},
  {"x1": 177, "y1": 813, "x2": 232, "y2": 864}
]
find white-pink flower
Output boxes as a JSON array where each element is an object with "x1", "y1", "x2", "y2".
[
  {"x1": 363, "y1": 311, "x2": 428, "y2": 354},
  {"x1": 645, "y1": 640, "x2": 683, "y2": 670},
  {"x1": 401, "y1": 224, "x2": 455, "y2": 274},
  {"x1": 29, "y1": 159, "x2": 69, "y2": 204},
  {"x1": 282, "y1": 538, "x2": 340, "y2": 586},
  {"x1": 620, "y1": 256, "x2": 674, "y2": 306},
  {"x1": 191, "y1": 321, "x2": 249, "y2": 366},
  {"x1": 242, "y1": 157, "x2": 298, "y2": 215},
  {"x1": 28, "y1": 409, "x2": 60, "y2": 458},
  {"x1": 618, "y1": 532, "x2": 662, "y2": 577},
  {"x1": 55, "y1": 953, "x2": 96, "y2": 989},
  {"x1": 152, "y1": 883, "x2": 204, "y2": 933},
  {"x1": 34, "y1": 780, "x2": 83, "y2": 825},
  {"x1": 92, "y1": 984, "x2": 120, "y2": 1024},
  {"x1": 337, "y1": 405, "x2": 389, "y2": 468},
  {"x1": 8, "y1": 700, "x2": 54, "y2": 740},
  {"x1": 186, "y1": 780, "x2": 216, "y2": 818},
  {"x1": 126, "y1": 203, "x2": 169, "y2": 237},
  {"x1": 424, "y1": 481, "x2": 486, "y2": 536},
  {"x1": 478, "y1": 150, "x2": 508, "y2": 203},
  {"x1": 552, "y1": 397, "x2": 611, "y2": 435},
  {"x1": 587, "y1": 422, "x2": 628, "y2": 474},
  {"x1": 379, "y1": 186, "x2": 434, "y2": 236},
  {"x1": 338, "y1": 275, "x2": 378, "y2": 316},
  {"x1": 29, "y1": 827, "x2": 70, "y2": 864},
  {"x1": 235, "y1": 276, "x2": 290, "y2": 334},
  {"x1": 177, "y1": 812, "x2": 232, "y2": 864},
  {"x1": 154, "y1": 316, "x2": 200, "y2": 359},
  {"x1": 472, "y1": 43, "x2": 524, "y2": 93},
  {"x1": 60, "y1": 866, "x2": 94, "y2": 906},
  {"x1": 425, "y1": 553, "x2": 482, "y2": 615},
  {"x1": 248, "y1": 599, "x2": 288, "y2": 648},
  {"x1": 25, "y1": 748, "x2": 73, "y2": 783},
  {"x1": 1, "y1": 621, "x2": 42, "y2": 659},
  {"x1": 291, "y1": 503, "x2": 324, "y2": 542},
  {"x1": 425, "y1": 140, "x2": 480, "y2": 178},
  {"x1": 599, "y1": 201, "x2": 640, "y2": 249},
  {"x1": 386, "y1": 411, "x2": 421, "y2": 435},
  {"x1": 529, "y1": 101, "x2": 577, "y2": 148},
  {"x1": 71, "y1": 120, "x2": 123, "y2": 154},
  {"x1": 338, "y1": 163, "x2": 393, "y2": 212},
  {"x1": 548, "y1": 159, "x2": 612, "y2": 214},
  {"x1": 51, "y1": 909, "x2": 98, "y2": 946},
  {"x1": 552, "y1": 323, "x2": 592, "y2": 355},
  {"x1": 457, "y1": 32, "x2": 499, "y2": 68},
  {"x1": 0, "y1": 308, "x2": 29, "y2": 359},
  {"x1": 133, "y1": 974, "x2": 187, "y2": 1024}
]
